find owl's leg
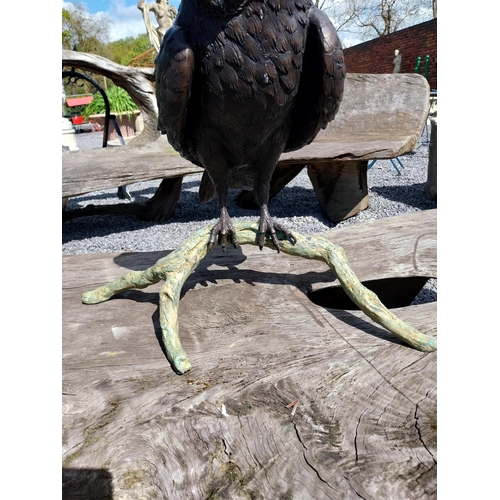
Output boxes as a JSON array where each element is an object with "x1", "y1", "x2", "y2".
[
  {"x1": 254, "y1": 172, "x2": 296, "y2": 252},
  {"x1": 208, "y1": 185, "x2": 239, "y2": 252},
  {"x1": 257, "y1": 203, "x2": 296, "y2": 252}
]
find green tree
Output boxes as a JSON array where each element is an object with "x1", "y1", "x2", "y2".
[
  {"x1": 107, "y1": 33, "x2": 152, "y2": 66},
  {"x1": 63, "y1": 4, "x2": 115, "y2": 98},
  {"x1": 62, "y1": 3, "x2": 111, "y2": 55},
  {"x1": 62, "y1": 8, "x2": 72, "y2": 48}
]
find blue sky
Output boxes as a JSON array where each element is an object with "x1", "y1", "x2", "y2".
[
  {"x1": 63, "y1": 0, "x2": 181, "y2": 41},
  {"x1": 63, "y1": 0, "x2": 385, "y2": 46},
  {"x1": 62, "y1": 1, "x2": 437, "y2": 50},
  {"x1": 63, "y1": 0, "x2": 369, "y2": 45}
]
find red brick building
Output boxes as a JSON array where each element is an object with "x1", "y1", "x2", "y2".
[{"x1": 342, "y1": 19, "x2": 437, "y2": 91}]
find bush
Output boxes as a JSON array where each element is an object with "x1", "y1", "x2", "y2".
[{"x1": 83, "y1": 85, "x2": 138, "y2": 120}]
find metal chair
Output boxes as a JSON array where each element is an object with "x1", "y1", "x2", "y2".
[{"x1": 367, "y1": 157, "x2": 403, "y2": 175}]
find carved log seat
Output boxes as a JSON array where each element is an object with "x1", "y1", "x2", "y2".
[
  {"x1": 62, "y1": 50, "x2": 430, "y2": 223},
  {"x1": 63, "y1": 210, "x2": 437, "y2": 499}
]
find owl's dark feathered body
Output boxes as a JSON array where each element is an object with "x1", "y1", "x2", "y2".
[{"x1": 155, "y1": 0, "x2": 345, "y2": 250}]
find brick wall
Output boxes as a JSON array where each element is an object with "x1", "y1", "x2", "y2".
[{"x1": 342, "y1": 19, "x2": 437, "y2": 90}]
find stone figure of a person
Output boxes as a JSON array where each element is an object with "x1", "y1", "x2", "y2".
[
  {"x1": 137, "y1": 0, "x2": 177, "y2": 53},
  {"x1": 393, "y1": 49, "x2": 402, "y2": 73}
]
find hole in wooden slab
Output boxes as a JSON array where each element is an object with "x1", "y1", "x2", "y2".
[{"x1": 308, "y1": 276, "x2": 434, "y2": 310}]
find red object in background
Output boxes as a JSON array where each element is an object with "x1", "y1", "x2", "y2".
[
  {"x1": 71, "y1": 116, "x2": 85, "y2": 125},
  {"x1": 66, "y1": 96, "x2": 93, "y2": 107},
  {"x1": 90, "y1": 120, "x2": 103, "y2": 132}
]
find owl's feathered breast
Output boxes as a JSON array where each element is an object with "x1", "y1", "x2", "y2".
[
  {"x1": 196, "y1": 0, "x2": 310, "y2": 117},
  {"x1": 155, "y1": 0, "x2": 345, "y2": 181}
]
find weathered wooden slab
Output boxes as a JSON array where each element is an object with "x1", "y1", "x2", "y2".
[
  {"x1": 62, "y1": 211, "x2": 437, "y2": 499},
  {"x1": 280, "y1": 73, "x2": 429, "y2": 162},
  {"x1": 62, "y1": 138, "x2": 201, "y2": 199},
  {"x1": 62, "y1": 73, "x2": 429, "y2": 199}
]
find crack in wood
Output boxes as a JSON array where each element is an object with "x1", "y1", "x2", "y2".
[
  {"x1": 222, "y1": 437, "x2": 231, "y2": 456},
  {"x1": 354, "y1": 408, "x2": 368, "y2": 463},
  {"x1": 64, "y1": 212, "x2": 436, "y2": 498},
  {"x1": 192, "y1": 425, "x2": 210, "y2": 452},
  {"x1": 341, "y1": 474, "x2": 368, "y2": 499},
  {"x1": 372, "y1": 379, "x2": 396, "y2": 426},
  {"x1": 292, "y1": 420, "x2": 332, "y2": 488},
  {"x1": 414, "y1": 395, "x2": 437, "y2": 465}
]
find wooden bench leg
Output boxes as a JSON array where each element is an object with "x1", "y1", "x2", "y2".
[
  {"x1": 307, "y1": 160, "x2": 369, "y2": 223},
  {"x1": 425, "y1": 118, "x2": 437, "y2": 201},
  {"x1": 62, "y1": 177, "x2": 184, "y2": 223},
  {"x1": 139, "y1": 177, "x2": 183, "y2": 222}
]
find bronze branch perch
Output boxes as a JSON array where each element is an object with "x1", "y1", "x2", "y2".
[{"x1": 82, "y1": 223, "x2": 437, "y2": 375}]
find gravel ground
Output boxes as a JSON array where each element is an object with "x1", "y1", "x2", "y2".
[{"x1": 63, "y1": 128, "x2": 437, "y2": 303}]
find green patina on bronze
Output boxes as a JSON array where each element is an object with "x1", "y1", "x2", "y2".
[{"x1": 82, "y1": 222, "x2": 437, "y2": 374}]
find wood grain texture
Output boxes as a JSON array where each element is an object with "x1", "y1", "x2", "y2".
[{"x1": 63, "y1": 211, "x2": 437, "y2": 499}]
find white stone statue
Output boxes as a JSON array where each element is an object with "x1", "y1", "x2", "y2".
[
  {"x1": 137, "y1": 0, "x2": 177, "y2": 53},
  {"x1": 393, "y1": 49, "x2": 402, "y2": 73}
]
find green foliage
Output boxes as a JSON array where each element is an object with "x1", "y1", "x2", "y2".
[
  {"x1": 83, "y1": 86, "x2": 139, "y2": 120},
  {"x1": 62, "y1": 4, "x2": 152, "y2": 65},
  {"x1": 62, "y1": 8, "x2": 72, "y2": 48},
  {"x1": 107, "y1": 33, "x2": 152, "y2": 65},
  {"x1": 64, "y1": 103, "x2": 88, "y2": 118}
]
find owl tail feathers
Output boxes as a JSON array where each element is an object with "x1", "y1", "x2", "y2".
[{"x1": 199, "y1": 171, "x2": 217, "y2": 203}]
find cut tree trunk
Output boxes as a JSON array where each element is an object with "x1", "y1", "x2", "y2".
[{"x1": 307, "y1": 160, "x2": 370, "y2": 222}]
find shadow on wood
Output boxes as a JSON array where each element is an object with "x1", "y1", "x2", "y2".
[
  {"x1": 309, "y1": 276, "x2": 432, "y2": 310},
  {"x1": 63, "y1": 468, "x2": 113, "y2": 499}
]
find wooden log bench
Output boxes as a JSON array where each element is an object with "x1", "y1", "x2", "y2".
[
  {"x1": 62, "y1": 51, "x2": 430, "y2": 223},
  {"x1": 62, "y1": 210, "x2": 437, "y2": 499}
]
